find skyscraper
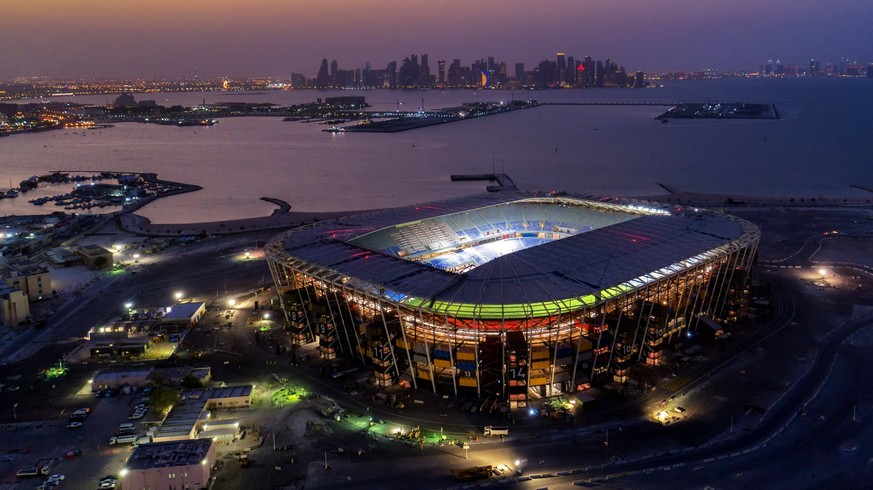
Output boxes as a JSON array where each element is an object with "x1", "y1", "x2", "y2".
[
  {"x1": 448, "y1": 59, "x2": 461, "y2": 86},
  {"x1": 437, "y1": 59, "x2": 446, "y2": 85},
  {"x1": 566, "y1": 56, "x2": 576, "y2": 86},
  {"x1": 386, "y1": 61, "x2": 397, "y2": 88},
  {"x1": 556, "y1": 52, "x2": 567, "y2": 83},
  {"x1": 595, "y1": 60, "x2": 604, "y2": 86},
  {"x1": 515, "y1": 63, "x2": 525, "y2": 81},
  {"x1": 535, "y1": 59, "x2": 557, "y2": 88},
  {"x1": 316, "y1": 58, "x2": 330, "y2": 88},
  {"x1": 420, "y1": 54, "x2": 431, "y2": 86},
  {"x1": 583, "y1": 56, "x2": 594, "y2": 87},
  {"x1": 363, "y1": 62, "x2": 372, "y2": 86},
  {"x1": 398, "y1": 56, "x2": 421, "y2": 87}
]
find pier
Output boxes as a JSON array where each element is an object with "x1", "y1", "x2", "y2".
[{"x1": 451, "y1": 173, "x2": 518, "y2": 192}]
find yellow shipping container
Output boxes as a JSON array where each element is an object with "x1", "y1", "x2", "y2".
[
  {"x1": 434, "y1": 359, "x2": 452, "y2": 369},
  {"x1": 395, "y1": 338, "x2": 410, "y2": 350},
  {"x1": 458, "y1": 377, "x2": 477, "y2": 387},
  {"x1": 531, "y1": 349, "x2": 550, "y2": 360},
  {"x1": 530, "y1": 376, "x2": 549, "y2": 386},
  {"x1": 416, "y1": 368, "x2": 432, "y2": 380},
  {"x1": 456, "y1": 351, "x2": 476, "y2": 361},
  {"x1": 531, "y1": 360, "x2": 550, "y2": 370}
]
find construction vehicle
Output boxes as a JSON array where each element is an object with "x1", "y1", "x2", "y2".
[{"x1": 483, "y1": 425, "x2": 509, "y2": 437}]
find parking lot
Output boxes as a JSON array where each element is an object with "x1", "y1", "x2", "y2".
[{"x1": 0, "y1": 387, "x2": 159, "y2": 489}]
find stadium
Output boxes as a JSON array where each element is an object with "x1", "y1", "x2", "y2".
[{"x1": 266, "y1": 192, "x2": 760, "y2": 408}]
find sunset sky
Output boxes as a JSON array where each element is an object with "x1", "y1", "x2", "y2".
[{"x1": 2, "y1": 0, "x2": 871, "y2": 79}]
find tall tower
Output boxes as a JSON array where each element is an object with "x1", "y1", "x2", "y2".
[
  {"x1": 420, "y1": 54, "x2": 431, "y2": 87},
  {"x1": 448, "y1": 59, "x2": 461, "y2": 86},
  {"x1": 556, "y1": 52, "x2": 567, "y2": 83},
  {"x1": 386, "y1": 61, "x2": 397, "y2": 88},
  {"x1": 566, "y1": 56, "x2": 575, "y2": 85},
  {"x1": 316, "y1": 59, "x2": 330, "y2": 88},
  {"x1": 437, "y1": 60, "x2": 446, "y2": 85}
]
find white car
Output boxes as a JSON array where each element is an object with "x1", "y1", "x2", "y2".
[
  {"x1": 48, "y1": 474, "x2": 65, "y2": 482},
  {"x1": 67, "y1": 421, "x2": 83, "y2": 428}
]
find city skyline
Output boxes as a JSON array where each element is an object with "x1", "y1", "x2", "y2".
[{"x1": 2, "y1": 0, "x2": 873, "y2": 79}]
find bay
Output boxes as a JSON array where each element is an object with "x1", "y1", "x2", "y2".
[{"x1": 2, "y1": 78, "x2": 871, "y2": 223}]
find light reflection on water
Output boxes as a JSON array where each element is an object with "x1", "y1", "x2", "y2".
[{"x1": 2, "y1": 78, "x2": 871, "y2": 224}]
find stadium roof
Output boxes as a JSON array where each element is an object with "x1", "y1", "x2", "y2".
[{"x1": 273, "y1": 192, "x2": 759, "y2": 319}]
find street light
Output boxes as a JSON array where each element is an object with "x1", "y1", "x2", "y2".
[
  {"x1": 228, "y1": 299, "x2": 236, "y2": 307},
  {"x1": 124, "y1": 302, "x2": 133, "y2": 310},
  {"x1": 175, "y1": 291, "x2": 184, "y2": 301}
]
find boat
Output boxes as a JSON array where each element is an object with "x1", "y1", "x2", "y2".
[{"x1": 325, "y1": 126, "x2": 346, "y2": 133}]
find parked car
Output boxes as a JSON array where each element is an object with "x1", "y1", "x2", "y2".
[
  {"x1": 99, "y1": 475, "x2": 118, "y2": 486},
  {"x1": 72, "y1": 408, "x2": 91, "y2": 417}
]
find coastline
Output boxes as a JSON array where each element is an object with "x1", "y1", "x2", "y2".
[
  {"x1": 118, "y1": 197, "x2": 366, "y2": 237},
  {"x1": 4, "y1": 169, "x2": 872, "y2": 238},
  {"x1": 118, "y1": 177, "x2": 873, "y2": 239}
]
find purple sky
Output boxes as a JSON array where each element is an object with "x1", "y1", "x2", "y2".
[{"x1": 2, "y1": 0, "x2": 871, "y2": 79}]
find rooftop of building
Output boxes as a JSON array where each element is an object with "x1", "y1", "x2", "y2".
[
  {"x1": 162, "y1": 302, "x2": 206, "y2": 321},
  {"x1": 92, "y1": 367, "x2": 153, "y2": 381},
  {"x1": 79, "y1": 244, "x2": 112, "y2": 255},
  {"x1": 125, "y1": 438, "x2": 213, "y2": 470},
  {"x1": 182, "y1": 385, "x2": 253, "y2": 402},
  {"x1": 2, "y1": 257, "x2": 49, "y2": 276},
  {"x1": 153, "y1": 385, "x2": 252, "y2": 442}
]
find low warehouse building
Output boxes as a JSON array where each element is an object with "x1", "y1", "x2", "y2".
[
  {"x1": 162, "y1": 302, "x2": 207, "y2": 327},
  {"x1": 152, "y1": 385, "x2": 253, "y2": 443},
  {"x1": 91, "y1": 368, "x2": 154, "y2": 392}
]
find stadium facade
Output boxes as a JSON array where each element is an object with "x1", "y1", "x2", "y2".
[{"x1": 266, "y1": 192, "x2": 759, "y2": 408}]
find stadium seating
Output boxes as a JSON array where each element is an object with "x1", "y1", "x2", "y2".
[{"x1": 351, "y1": 199, "x2": 637, "y2": 272}]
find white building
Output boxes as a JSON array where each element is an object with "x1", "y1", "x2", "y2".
[{"x1": 121, "y1": 438, "x2": 215, "y2": 490}]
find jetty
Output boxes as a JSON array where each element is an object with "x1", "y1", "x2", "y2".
[{"x1": 451, "y1": 174, "x2": 518, "y2": 192}]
